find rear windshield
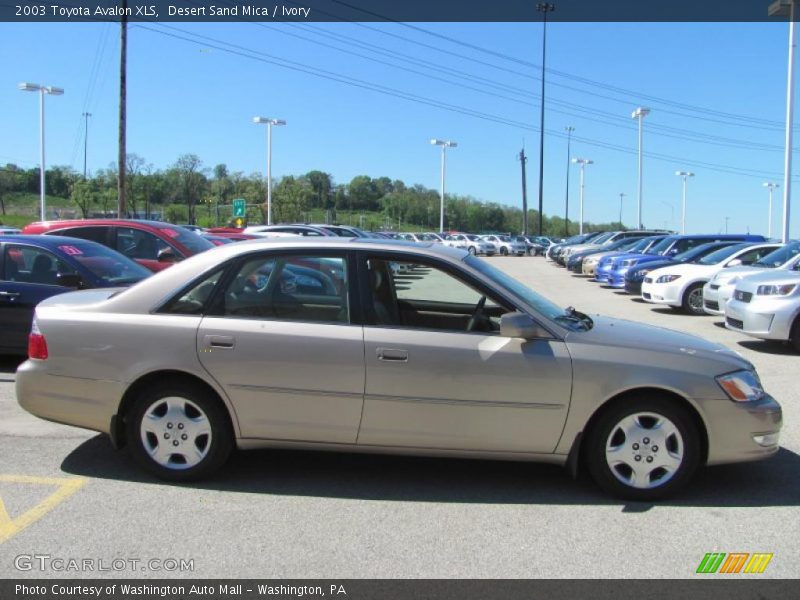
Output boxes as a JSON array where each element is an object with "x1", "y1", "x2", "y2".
[
  {"x1": 156, "y1": 225, "x2": 214, "y2": 254},
  {"x1": 58, "y1": 242, "x2": 152, "y2": 286}
]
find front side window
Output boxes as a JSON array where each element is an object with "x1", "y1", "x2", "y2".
[
  {"x1": 222, "y1": 254, "x2": 349, "y2": 323},
  {"x1": 116, "y1": 228, "x2": 173, "y2": 261},
  {"x1": 366, "y1": 257, "x2": 510, "y2": 333}
]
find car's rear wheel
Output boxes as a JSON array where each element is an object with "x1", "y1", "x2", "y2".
[
  {"x1": 682, "y1": 283, "x2": 705, "y2": 315},
  {"x1": 585, "y1": 397, "x2": 701, "y2": 500},
  {"x1": 126, "y1": 382, "x2": 233, "y2": 481},
  {"x1": 500, "y1": 247, "x2": 509, "y2": 256}
]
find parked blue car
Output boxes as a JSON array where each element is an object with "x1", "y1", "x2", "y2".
[
  {"x1": 0, "y1": 235, "x2": 151, "y2": 354},
  {"x1": 604, "y1": 234, "x2": 766, "y2": 290},
  {"x1": 594, "y1": 235, "x2": 668, "y2": 283}
]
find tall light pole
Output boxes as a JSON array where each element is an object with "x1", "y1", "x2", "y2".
[
  {"x1": 82, "y1": 112, "x2": 92, "y2": 179},
  {"x1": 769, "y1": 0, "x2": 796, "y2": 243},
  {"x1": 631, "y1": 106, "x2": 650, "y2": 228},
  {"x1": 763, "y1": 182, "x2": 780, "y2": 238},
  {"x1": 564, "y1": 125, "x2": 574, "y2": 236},
  {"x1": 572, "y1": 158, "x2": 592, "y2": 235},
  {"x1": 253, "y1": 117, "x2": 286, "y2": 225},
  {"x1": 675, "y1": 171, "x2": 694, "y2": 234},
  {"x1": 430, "y1": 139, "x2": 457, "y2": 233},
  {"x1": 536, "y1": 2, "x2": 555, "y2": 236},
  {"x1": 18, "y1": 83, "x2": 64, "y2": 221},
  {"x1": 618, "y1": 192, "x2": 626, "y2": 229}
]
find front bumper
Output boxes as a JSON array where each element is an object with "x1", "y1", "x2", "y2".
[
  {"x1": 641, "y1": 280, "x2": 682, "y2": 306},
  {"x1": 702, "y1": 393, "x2": 782, "y2": 466},
  {"x1": 702, "y1": 281, "x2": 730, "y2": 316},
  {"x1": 724, "y1": 296, "x2": 796, "y2": 341}
]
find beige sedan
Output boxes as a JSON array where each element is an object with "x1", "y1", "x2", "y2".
[{"x1": 17, "y1": 239, "x2": 781, "y2": 500}]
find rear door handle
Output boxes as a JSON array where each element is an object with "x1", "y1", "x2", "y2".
[
  {"x1": 205, "y1": 335, "x2": 235, "y2": 349},
  {"x1": 376, "y1": 347, "x2": 408, "y2": 362},
  {"x1": 0, "y1": 291, "x2": 20, "y2": 300}
]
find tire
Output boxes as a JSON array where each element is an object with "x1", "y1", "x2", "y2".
[
  {"x1": 468, "y1": 246, "x2": 477, "y2": 255},
  {"x1": 585, "y1": 396, "x2": 701, "y2": 500},
  {"x1": 500, "y1": 247, "x2": 509, "y2": 256},
  {"x1": 681, "y1": 283, "x2": 705, "y2": 315},
  {"x1": 126, "y1": 381, "x2": 233, "y2": 481}
]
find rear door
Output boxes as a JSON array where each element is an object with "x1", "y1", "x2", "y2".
[{"x1": 195, "y1": 250, "x2": 366, "y2": 443}]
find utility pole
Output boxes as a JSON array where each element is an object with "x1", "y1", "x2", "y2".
[
  {"x1": 82, "y1": 112, "x2": 91, "y2": 179},
  {"x1": 619, "y1": 192, "x2": 626, "y2": 229},
  {"x1": 519, "y1": 147, "x2": 529, "y2": 235},
  {"x1": 536, "y1": 2, "x2": 555, "y2": 236},
  {"x1": 118, "y1": 4, "x2": 127, "y2": 218}
]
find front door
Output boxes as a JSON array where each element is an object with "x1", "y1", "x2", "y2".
[{"x1": 357, "y1": 255, "x2": 572, "y2": 454}]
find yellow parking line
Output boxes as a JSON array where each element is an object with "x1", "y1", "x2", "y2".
[{"x1": 0, "y1": 475, "x2": 86, "y2": 544}]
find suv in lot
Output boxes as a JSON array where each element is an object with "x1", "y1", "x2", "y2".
[{"x1": 22, "y1": 219, "x2": 214, "y2": 271}]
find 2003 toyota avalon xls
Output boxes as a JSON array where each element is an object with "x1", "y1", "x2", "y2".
[{"x1": 16, "y1": 239, "x2": 782, "y2": 500}]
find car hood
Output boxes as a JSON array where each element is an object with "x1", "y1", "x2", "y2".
[
  {"x1": 645, "y1": 263, "x2": 717, "y2": 279},
  {"x1": 733, "y1": 269, "x2": 800, "y2": 292},
  {"x1": 629, "y1": 258, "x2": 675, "y2": 275},
  {"x1": 565, "y1": 314, "x2": 751, "y2": 371}
]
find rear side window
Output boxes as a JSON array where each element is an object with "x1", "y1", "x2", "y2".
[
  {"x1": 161, "y1": 269, "x2": 224, "y2": 315},
  {"x1": 46, "y1": 226, "x2": 108, "y2": 244}
]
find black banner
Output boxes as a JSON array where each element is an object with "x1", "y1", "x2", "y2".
[
  {"x1": 0, "y1": 0, "x2": 793, "y2": 23},
  {"x1": 1, "y1": 580, "x2": 797, "y2": 600}
]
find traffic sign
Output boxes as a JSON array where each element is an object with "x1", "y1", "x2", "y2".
[{"x1": 233, "y1": 198, "x2": 246, "y2": 218}]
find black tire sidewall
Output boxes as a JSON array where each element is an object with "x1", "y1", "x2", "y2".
[
  {"x1": 682, "y1": 283, "x2": 705, "y2": 315},
  {"x1": 585, "y1": 397, "x2": 701, "y2": 501},
  {"x1": 126, "y1": 382, "x2": 233, "y2": 481}
]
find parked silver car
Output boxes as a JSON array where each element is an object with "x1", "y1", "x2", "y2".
[
  {"x1": 725, "y1": 268, "x2": 800, "y2": 351},
  {"x1": 17, "y1": 239, "x2": 781, "y2": 500},
  {"x1": 480, "y1": 235, "x2": 526, "y2": 256},
  {"x1": 445, "y1": 233, "x2": 496, "y2": 256}
]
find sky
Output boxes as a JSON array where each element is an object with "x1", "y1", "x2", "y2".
[{"x1": 0, "y1": 18, "x2": 798, "y2": 237}]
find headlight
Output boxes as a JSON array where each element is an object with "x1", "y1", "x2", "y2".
[
  {"x1": 756, "y1": 284, "x2": 796, "y2": 296},
  {"x1": 655, "y1": 274, "x2": 681, "y2": 283},
  {"x1": 716, "y1": 370, "x2": 765, "y2": 402}
]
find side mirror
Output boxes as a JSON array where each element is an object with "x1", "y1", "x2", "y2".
[
  {"x1": 727, "y1": 258, "x2": 742, "y2": 267},
  {"x1": 158, "y1": 249, "x2": 178, "y2": 263},
  {"x1": 56, "y1": 273, "x2": 83, "y2": 289},
  {"x1": 500, "y1": 312, "x2": 549, "y2": 339}
]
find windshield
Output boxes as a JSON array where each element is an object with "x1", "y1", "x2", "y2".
[
  {"x1": 673, "y1": 242, "x2": 737, "y2": 263},
  {"x1": 754, "y1": 242, "x2": 800, "y2": 268},
  {"x1": 629, "y1": 237, "x2": 660, "y2": 252},
  {"x1": 58, "y1": 242, "x2": 152, "y2": 286},
  {"x1": 591, "y1": 232, "x2": 615, "y2": 245},
  {"x1": 156, "y1": 225, "x2": 214, "y2": 254},
  {"x1": 465, "y1": 255, "x2": 566, "y2": 322},
  {"x1": 696, "y1": 243, "x2": 749, "y2": 266},
  {"x1": 646, "y1": 236, "x2": 679, "y2": 255}
]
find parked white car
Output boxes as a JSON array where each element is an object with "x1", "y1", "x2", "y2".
[
  {"x1": 640, "y1": 243, "x2": 780, "y2": 315},
  {"x1": 703, "y1": 242, "x2": 800, "y2": 316},
  {"x1": 480, "y1": 235, "x2": 526, "y2": 256},
  {"x1": 725, "y1": 268, "x2": 800, "y2": 351},
  {"x1": 445, "y1": 233, "x2": 496, "y2": 256}
]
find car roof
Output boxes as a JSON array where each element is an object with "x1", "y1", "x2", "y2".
[{"x1": 23, "y1": 218, "x2": 177, "y2": 232}]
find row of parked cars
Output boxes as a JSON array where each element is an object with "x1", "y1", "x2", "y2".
[{"x1": 547, "y1": 230, "x2": 800, "y2": 352}]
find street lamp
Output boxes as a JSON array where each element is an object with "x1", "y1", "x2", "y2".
[
  {"x1": 572, "y1": 158, "x2": 593, "y2": 235},
  {"x1": 18, "y1": 82, "x2": 64, "y2": 221},
  {"x1": 618, "y1": 192, "x2": 626, "y2": 229},
  {"x1": 430, "y1": 139, "x2": 457, "y2": 233},
  {"x1": 763, "y1": 182, "x2": 780, "y2": 238},
  {"x1": 253, "y1": 116, "x2": 286, "y2": 225},
  {"x1": 631, "y1": 106, "x2": 651, "y2": 228},
  {"x1": 564, "y1": 126, "x2": 575, "y2": 236},
  {"x1": 675, "y1": 171, "x2": 695, "y2": 234},
  {"x1": 769, "y1": 0, "x2": 796, "y2": 243}
]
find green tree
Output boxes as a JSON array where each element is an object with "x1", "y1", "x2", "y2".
[{"x1": 172, "y1": 154, "x2": 207, "y2": 224}]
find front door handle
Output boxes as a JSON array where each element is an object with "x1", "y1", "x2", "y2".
[
  {"x1": 205, "y1": 335, "x2": 235, "y2": 349},
  {"x1": 376, "y1": 347, "x2": 408, "y2": 362},
  {"x1": 0, "y1": 291, "x2": 20, "y2": 300}
]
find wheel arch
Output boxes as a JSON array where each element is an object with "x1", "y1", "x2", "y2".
[
  {"x1": 111, "y1": 370, "x2": 239, "y2": 449},
  {"x1": 569, "y1": 386, "x2": 709, "y2": 477}
]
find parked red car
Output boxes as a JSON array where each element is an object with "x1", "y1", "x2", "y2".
[{"x1": 22, "y1": 219, "x2": 215, "y2": 272}]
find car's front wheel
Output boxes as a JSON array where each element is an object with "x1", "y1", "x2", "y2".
[
  {"x1": 126, "y1": 381, "x2": 233, "y2": 481},
  {"x1": 468, "y1": 246, "x2": 477, "y2": 255},
  {"x1": 585, "y1": 397, "x2": 701, "y2": 500},
  {"x1": 682, "y1": 283, "x2": 705, "y2": 315},
  {"x1": 500, "y1": 247, "x2": 509, "y2": 256}
]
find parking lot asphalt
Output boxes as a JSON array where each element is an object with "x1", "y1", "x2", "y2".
[{"x1": 0, "y1": 256, "x2": 797, "y2": 579}]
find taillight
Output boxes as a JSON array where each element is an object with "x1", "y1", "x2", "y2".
[{"x1": 28, "y1": 317, "x2": 48, "y2": 360}]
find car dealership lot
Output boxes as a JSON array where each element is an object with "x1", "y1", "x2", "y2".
[{"x1": 0, "y1": 256, "x2": 797, "y2": 579}]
